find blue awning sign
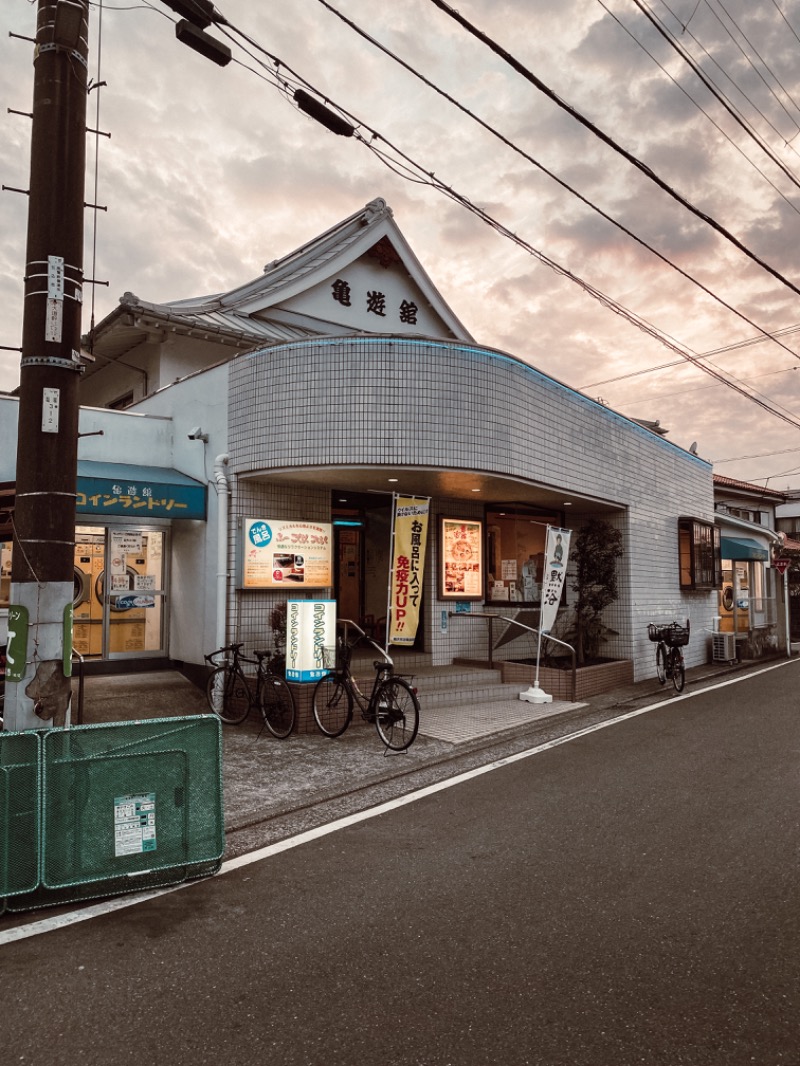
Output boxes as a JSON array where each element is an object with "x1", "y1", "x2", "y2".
[
  {"x1": 720, "y1": 535, "x2": 769, "y2": 562},
  {"x1": 76, "y1": 461, "x2": 206, "y2": 521}
]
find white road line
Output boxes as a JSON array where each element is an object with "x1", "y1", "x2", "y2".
[{"x1": 1, "y1": 658, "x2": 795, "y2": 945}]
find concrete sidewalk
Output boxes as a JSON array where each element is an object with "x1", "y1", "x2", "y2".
[{"x1": 72, "y1": 655, "x2": 794, "y2": 844}]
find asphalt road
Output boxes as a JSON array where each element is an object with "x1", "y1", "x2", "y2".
[{"x1": 2, "y1": 663, "x2": 798, "y2": 1065}]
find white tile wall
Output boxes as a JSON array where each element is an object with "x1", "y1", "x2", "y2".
[{"x1": 228, "y1": 337, "x2": 717, "y2": 680}]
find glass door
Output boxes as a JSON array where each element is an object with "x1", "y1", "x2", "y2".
[{"x1": 102, "y1": 527, "x2": 168, "y2": 659}]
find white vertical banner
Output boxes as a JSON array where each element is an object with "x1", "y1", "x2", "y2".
[
  {"x1": 540, "y1": 526, "x2": 571, "y2": 633},
  {"x1": 520, "y1": 525, "x2": 571, "y2": 705},
  {"x1": 285, "y1": 600, "x2": 337, "y2": 682}
]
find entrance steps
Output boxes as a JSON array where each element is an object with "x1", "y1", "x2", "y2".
[
  {"x1": 395, "y1": 663, "x2": 517, "y2": 710},
  {"x1": 349, "y1": 649, "x2": 520, "y2": 710}
]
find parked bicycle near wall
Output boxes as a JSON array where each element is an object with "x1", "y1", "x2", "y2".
[
  {"x1": 204, "y1": 641, "x2": 296, "y2": 737},
  {"x1": 312, "y1": 620, "x2": 420, "y2": 752},
  {"x1": 647, "y1": 620, "x2": 690, "y2": 693}
]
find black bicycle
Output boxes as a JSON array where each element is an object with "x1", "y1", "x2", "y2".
[
  {"x1": 647, "y1": 620, "x2": 690, "y2": 693},
  {"x1": 312, "y1": 621, "x2": 420, "y2": 752},
  {"x1": 204, "y1": 641, "x2": 296, "y2": 737}
]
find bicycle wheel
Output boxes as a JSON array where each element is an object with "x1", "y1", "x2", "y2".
[
  {"x1": 374, "y1": 677, "x2": 420, "y2": 752},
  {"x1": 312, "y1": 674, "x2": 353, "y2": 737},
  {"x1": 655, "y1": 643, "x2": 668, "y2": 685},
  {"x1": 671, "y1": 648, "x2": 685, "y2": 692},
  {"x1": 206, "y1": 665, "x2": 250, "y2": 724},
  {"x1": 260, "y1": 675, "x2": 296, "y2": 739}
]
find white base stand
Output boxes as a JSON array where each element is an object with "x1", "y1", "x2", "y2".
[{"x1": 519, "y1": 686, "x2": 553, "y2": 704}]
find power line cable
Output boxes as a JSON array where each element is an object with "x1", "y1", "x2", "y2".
[
  {"x1": 583, "y1": 322, "x2": 800, "y2": 387},
  {"x1": 425, "y1": 0, "x2": 800, "y2": 301},
  {"x1": 657, "y1": 0, "x2": 800, "y2": 151},
  {"x1": 633, "y1": 0, "x2": 800, "y2": 179},
  {"x1": 313, "y1": 0, "x2": 800, "y2": 373},
  {"x1": 203, "y1": 10, "x2": 800, "y2": 433},
  {"x1": 709, "y1": 0, "x2": 800, "y2": 130},
  {"x1": 596, "y1": 0, "x2": 800, "y2": 216}
]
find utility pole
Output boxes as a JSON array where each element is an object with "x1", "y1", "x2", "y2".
[{"x1": 4, "y1": 0, "x2": 89, "y2": 731}]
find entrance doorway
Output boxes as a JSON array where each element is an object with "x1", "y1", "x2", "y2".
[
  {"x1": 73, "y1": 525, "x2": 168, "y2": 659},
  {"x1": 332, "y1": 492, "x2": 425, "y2": 650}
]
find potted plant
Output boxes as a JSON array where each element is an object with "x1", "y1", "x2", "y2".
[
  {"x1": 269, "y1": 602, "x2": 287, "y2": 676},
  {"x1": 570, "y1": 518, "x2": 623, "y2": 665}
]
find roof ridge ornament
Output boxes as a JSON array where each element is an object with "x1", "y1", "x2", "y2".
[{"x1": 363, "y1": 198, "x2": 390, "y2": 222}]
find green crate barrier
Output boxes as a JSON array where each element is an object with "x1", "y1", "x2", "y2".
[
  {"x1": 41, "y1": 716, "x2": 224, "y2": 891},
  {"x1": 0, "y1": 732, "x2": 41, "y2": 898}
]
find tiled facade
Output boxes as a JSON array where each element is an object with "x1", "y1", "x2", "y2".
[{"x1": 225, "y1": 336, "x2": 716, "y2": 681}]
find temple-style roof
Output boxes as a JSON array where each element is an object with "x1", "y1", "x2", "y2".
[{"x1": 82, "y1": 198, "x2": 473, "y2": 376}]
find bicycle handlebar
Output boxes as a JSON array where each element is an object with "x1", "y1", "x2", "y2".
[{"x1": 338, "y1": 618, "x2": 394, "y2": 669}]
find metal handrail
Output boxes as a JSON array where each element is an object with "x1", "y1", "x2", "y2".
[
  {"x1": 448, "y1": 610, "x2": 577, "y2": 702},
  {"x1": 337, "y1": 618, "x2": 394, "y2": 668}
]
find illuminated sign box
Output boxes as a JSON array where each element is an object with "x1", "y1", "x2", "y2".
[
  {"x1": 440, "y1": 517, "x2": 484, "y2": 601},
  {"x1": 285, "y1": 600, "x2": 336, "y2": 683},
  {"x1": 240, "y1": 519, "x2": 333, "y2": 590}
]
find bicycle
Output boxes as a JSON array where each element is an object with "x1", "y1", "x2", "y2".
[
  {"x1": 312, "y1": 620, "x2": 420, "y2": 752},
  {"x1": 647, "y1": 620, "x2": 690, "y2": 693},
  {"x1": 204, "y1": 641, "x2": 296, "y2": 737}
]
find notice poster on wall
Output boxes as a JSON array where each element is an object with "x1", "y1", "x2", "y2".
[
  {"x1": 241, "y1": 519, "x2": 333, "y2": 590},
  {"x1": 440, "y1": 517, "x2": 484, "y2": 601}
]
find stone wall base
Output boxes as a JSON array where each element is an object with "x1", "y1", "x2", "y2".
[{"x1": 500, "y1": 659, "x2": 634, "y2": 701}]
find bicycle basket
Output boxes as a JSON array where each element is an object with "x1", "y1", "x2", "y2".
[
  {"x1": 663, "y1": 623, "x2": 690, "y2": 647},
  {"x1": 647, "y1": 623, "x2": 661, "y2": 643}
]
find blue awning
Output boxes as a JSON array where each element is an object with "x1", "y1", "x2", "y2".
[
  {"x1": 720, "y1": 535, "x2": 769, "y2": 561},
  {"x1": 77, "y1": 461, "x2": 206, "y2": 520}
]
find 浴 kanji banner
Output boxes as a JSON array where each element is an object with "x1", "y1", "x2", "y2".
[
  {"x1": 389, "y1": 497, "x2": 430, "y2": 646},
  {"x1": 540, "y1": 526, "x2": 571, "y2": 634}
]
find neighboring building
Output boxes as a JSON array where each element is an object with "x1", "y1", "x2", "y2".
[
  {"x1": 713, "y1": 474, "x2": 787, "y2": 658},
  {"x1": 2, "y1": 199, "x2": 727, "y2": 682}
]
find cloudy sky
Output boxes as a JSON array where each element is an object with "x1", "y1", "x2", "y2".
[{"x1": 3, "y1": 0, "x2": 800, "y2": 489}]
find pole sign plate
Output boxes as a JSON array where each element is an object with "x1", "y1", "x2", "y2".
[
  {"x1": 5, "y1": 604, "x2": 29, "y2": 683},
  {"x1": 773, "y1": 557, "x2": 791, "y2": 575}
]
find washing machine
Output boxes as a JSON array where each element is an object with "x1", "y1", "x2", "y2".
[{"x1": 73, "y1": 534, "x2": 104, "y2": 656}]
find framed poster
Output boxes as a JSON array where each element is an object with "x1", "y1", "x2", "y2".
[
  {"x1": 240, "y1": 519, "x2": 333, "y2": 590},
  {"x1": 439, "y1": 517, "x2": 484, "y2": 601}
]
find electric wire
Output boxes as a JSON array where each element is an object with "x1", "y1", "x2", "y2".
[
  {"x1": 209, "y1": 10, "x2": 800, "y2": 433},
  {"x1": 596, "y1": 0, "x2": 800, "y2": 216},
  {"x1": 314, "y1": 0, "x2": 800, "y2": 379},
  {"x1": 633, "y1": 0, "x2": 800, "y2": 178},
  {"x1": 583, "y1": 323, "x2": 800, "y2": 387},
  {"x1": 426, "y1": 0, "x2": 800, "y2": 301},
  {"x1": 655, "y1": 0, "x2": 800, "y2": 153},
  {"x1": 708, "y1": 0, "x2": 800, "y2": 130}
]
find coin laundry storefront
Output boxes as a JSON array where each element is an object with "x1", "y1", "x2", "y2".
[
  {"x1": 70, "y1": 462, "x2": 205, "y2": 661},
  {"x1": 0, "y1": 461, "x2": 201, "y2": 664}
]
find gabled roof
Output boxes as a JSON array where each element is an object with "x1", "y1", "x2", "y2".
[
  {"x1": 713, "y1": 474, "x2": 786, "y2": 503},
  {"x1": 83, "y1": 198, "x2": 473, "y2": 370}
]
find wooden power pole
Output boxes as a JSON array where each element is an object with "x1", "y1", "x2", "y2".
[{"x1": 5, "y1": 0, "x2": 89, "y2": 730}]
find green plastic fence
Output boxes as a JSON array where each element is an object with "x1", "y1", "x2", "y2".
[
  {"x1": 0, "y1": 716, "x2": 224, "y2": 912},
  {"x1": 41, "y1": 716, "x2": 224, "y2": 889},
  {"x1": 0, "y1": 732, "x2": 40, "y2": 899}
]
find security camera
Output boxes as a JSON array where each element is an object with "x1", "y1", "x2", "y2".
[{"x1": 188, "y1": 426, "x2": 209, "y2": 442}]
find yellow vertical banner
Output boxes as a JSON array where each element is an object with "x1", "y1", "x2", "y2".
[{"x1": 389, "y1": 497, "x2": 430, "y2": 646}]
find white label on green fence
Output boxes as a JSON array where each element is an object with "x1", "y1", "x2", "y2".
[{"x1": 114, "y1": 793, "x2": 157, "y2": 857}]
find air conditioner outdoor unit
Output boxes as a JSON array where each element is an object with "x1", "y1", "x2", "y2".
[{"x1": 712, "y1": 632, "x2": 737, "y2": 664}]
